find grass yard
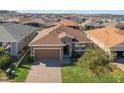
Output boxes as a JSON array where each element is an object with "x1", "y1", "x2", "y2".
[
  {"x1": 61, "y1": 60, "x2": 124, "y2": 83},
  {"x1": 13, "y1": 54, "x2": 33, "y2": 82},
  {"x1": 0, "y1": 71, "x2": 5, "y2": 80},
  {"x1": 62, "y1": 48, "x2": 124, "y2": 83}
]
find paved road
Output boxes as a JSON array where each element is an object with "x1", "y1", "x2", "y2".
[{"x1": 26, "y1": 58, "x2": 70, "y2": 83}]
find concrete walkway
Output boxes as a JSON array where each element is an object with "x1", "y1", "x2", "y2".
[
  {"x1": 112, "y1": 63, "x2": 124, "y2": 72},
  {"x1": 26, "y1": 58, "x2": 70, "y2": 83},
  {"x1": 112, "y1": 59, "x2": 124, "y2": 72}
]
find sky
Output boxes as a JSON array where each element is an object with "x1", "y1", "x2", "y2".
[{"x1": 18, "y1": 10, "x2": 124, "y2": 15}]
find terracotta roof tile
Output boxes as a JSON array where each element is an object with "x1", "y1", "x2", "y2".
[
  {"x1": 59, "y1": 19, "x2": 78, "y2": 27},
  {"x1": 29, "y1": 24, "x2": 91, "y2": 46},
  {"x1": 88, "y1": 26, "x2": 124, "y2": 47}
]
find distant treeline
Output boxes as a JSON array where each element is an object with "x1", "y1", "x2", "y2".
[{"x1": 0, "y1": 10, "x2": 17, "y2": 14}]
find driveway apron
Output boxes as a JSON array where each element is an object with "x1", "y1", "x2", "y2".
[{"x1": 26, "y1": 60, "x2": 62, "y2": 83}]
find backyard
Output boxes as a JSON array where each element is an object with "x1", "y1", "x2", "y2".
[{"x1": 61, "y1": 49, "x2": 124, "y2": 83}]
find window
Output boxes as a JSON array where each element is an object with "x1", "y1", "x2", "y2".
[
  {"x1": 0, "y1": 42, "x2": 2, "y2": 47},
  {"x1": 122, "y1": 53, "x2": 124, "y2": 57},
  {"x1": 72, "y1": 38, "x2": 78, "y2": 42},
  {"x1": 7, "y1": 47, "x2": 11, "y2": 52},
  {"x1": 5, "y1": 42, "x2": 11, "y2": 53},
  {"x1": 75, "y1": 43, "x2": 86, "y2": 51}
]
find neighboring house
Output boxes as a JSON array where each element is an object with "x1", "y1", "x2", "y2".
[
  {"x1": 79, "y1": 19, "x2": 92, "y2": 30},
  {"x1": 0, "y1": 23, "x2": 37, "y2": 57},
  {"x1": 24, "y1": 19, "x2": 57, "y2": 28},
  {"x1": 113, "y1": 17, "x2": 124, "y2": 23},
  {"x1": 84, "y1": 22, "x2": 106, "y2": 30},
  {"x1": 87, "y1": 25, "x2": 124, "y2": 59},
  {"x1": 0, "y1": 20, "x2": 18, "y2": 24},
  {"x1": 29, "y1": 24, "x2": 92, "y2": 60},
  {"x1": 115, "y1": 23, "x2": 124, "y2": 29},
  {"x1": 58, "y1": 19, "x2": 79, "y2": 29},
  {"x1": 24, "y1": 22, "x2": 46, "y2": 28},
  {"x1": 22, "y1": 18, "x2": 46, "y2": 28}
]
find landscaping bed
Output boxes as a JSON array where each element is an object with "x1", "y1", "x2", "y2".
[
  {"x1": 0, "y1": 47, "x2": 12, "y2": 81},
  {"x1": 0, "y1": 47, "x2": 33, "y2": 82}
]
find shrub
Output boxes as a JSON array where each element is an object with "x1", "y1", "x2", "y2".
[
  {"x1": 27, "y1": 54, "x2": 34, "y2": 63},
  {"x1": 0, "y1": 55, "x2": 10, "y2": 69},
  {"x1": 0, "y1": 69, "x2": 4, "y2": 80},
  {"x1": 0, "y1": 47, "x2": 4, "y2": 56},
  {"x1": 10, "y1": 62, "x2": 16, "y2": 70},
  {"x1": 72, "y1": 51, "x2": 83, "y2": 65},
  {"x1": 78, "y1": 48, "x2": 112, "y2": 78},
  {"x1": 89, "y1": 55, "x2": 112, "y2": 77},
  {"x1": 72, "y1": 51, "x2": 81, "y2": 58}
]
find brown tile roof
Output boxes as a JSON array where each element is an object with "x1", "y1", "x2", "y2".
[
  {"x1": 29, "y1": 24, "x2": 91, "y2": 46},
  {"x1": 88, "y1": 26, "x2": 124, "y2": 47},
  {"x1": 58, "y1": 32, "x2": 74, "y2": 39},
  {"x1": 58, "y1": 19, "x2": 78, "y2": 27}
]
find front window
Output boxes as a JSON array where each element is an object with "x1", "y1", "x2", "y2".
[
  {"x1": 0, "y1": 42, "x2": 2, "y2": 47},
  {"x1": 5, "y1": 42, "x2": 11, "y2": 53},
  {"x1": 75, "y1": 43, "x2": 86, "y2": 51}
]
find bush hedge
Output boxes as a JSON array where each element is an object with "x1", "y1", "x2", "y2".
[
  {"x1": 0, "y1": 55, "x2": 10, "y2": 69},
  {"x1": 78, "y1": 48, "x2": 112, "y2": 78}
]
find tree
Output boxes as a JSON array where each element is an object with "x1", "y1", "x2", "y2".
[
  {"x1": 0, "y1": 55, "x2": 10, "y2": 69},
  {"x1": 0, "y1": 69, "x2": 4, "y2": 80},
  {"x1": 78, "y1": 48, "x2": 112, "y2": 77},
  {"x1": 0, "y1": 47, "x2": 10, "y2": 69}
]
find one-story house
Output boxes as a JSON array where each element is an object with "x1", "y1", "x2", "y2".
[
  {"x1": 0, "y1": 23, "x2": 37, "y2": 57},
  {"x1": 115, "y1": 23, "x2": 124, "y2": 29},
  {"x1": 87, "y1": 25, "x2": 124, "y2": 59},
  {"x1": 29, "y1": 24, "x2": 92, "y2": 60},
  {"x1": 22, "y1": 18, "x2": 48, "y2": 28},
  {"x1": 58, "y1": 19, "x2": 79, "y2": 29},
  {"x1": 84, "y1": 22, "x2": 106, "y2": 30}
]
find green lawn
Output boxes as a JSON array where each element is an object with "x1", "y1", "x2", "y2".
[
  {"x1": 61, "y1": 61, "x2": 124, "y2": 83},
  {"x1": 0, "y1": 71, "x2": 5, "y2": 80},
  {"x1": 13, "y1": 54, "x2": 33, "y2": 82}
]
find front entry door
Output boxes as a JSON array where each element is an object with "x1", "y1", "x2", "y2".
[{"x1": 64, "y1": 45, "x2": 69, "y2": 55}]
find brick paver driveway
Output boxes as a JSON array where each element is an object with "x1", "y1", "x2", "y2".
[{"x1": 26, "y1": 58, "x2": 70, "y2": 83}]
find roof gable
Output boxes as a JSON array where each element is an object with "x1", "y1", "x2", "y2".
[
  {"x1": 58, "y1": 32, "x2": 74, "y2": 39},
  {"x1": 29, "y1": 25, "x2": 91, "y2": 46}
]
